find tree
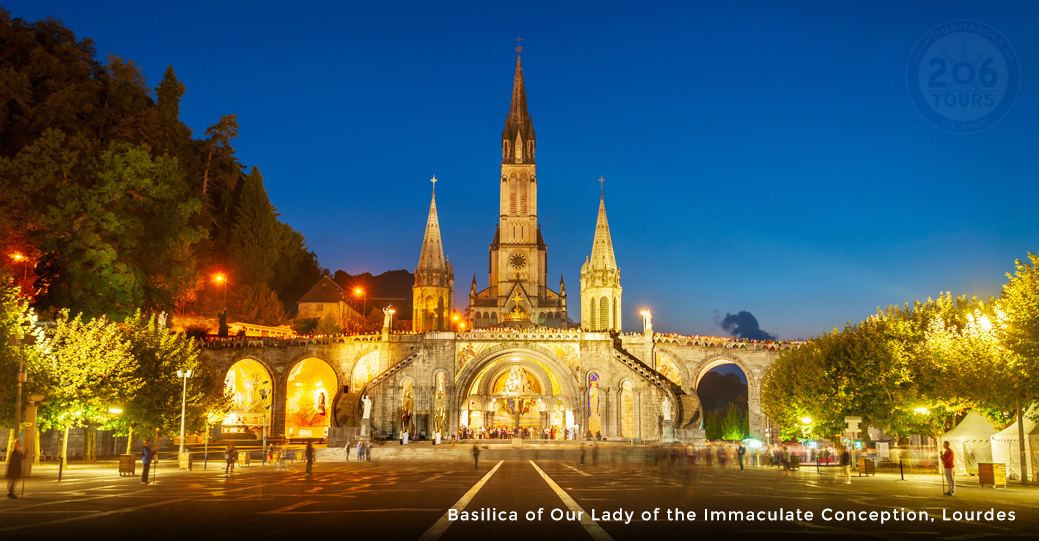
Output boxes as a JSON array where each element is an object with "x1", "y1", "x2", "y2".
[
  {"x1": 0, "y1": 275, "x2": 46, "y2": 461},
  {"x1": 291, "y1": 317, "x2": 319, "y2": 336},
  {"x1": 315, "y1": 313, "x2": 343, "y2": 335},
  {"x1": 108, "y1": 312, "x2": 229, "y2": 450},
  {"x1": 227, "y1": 283, "x2": 285, "y2": 326},
  {"x1": 30, "y1": 310, "x2": 139, "y2": 464},
  {"x1": 721, "y1": 403, "x2": 749, "y2": 441}
]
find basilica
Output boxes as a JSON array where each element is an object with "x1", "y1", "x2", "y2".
[{"x1": 208, "y1": 51, "x2": 785, "y2": 444}]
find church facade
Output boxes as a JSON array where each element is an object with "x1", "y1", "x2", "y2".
[{"x1": 205, "y1": 51, "x2": 785, "y2": 444}]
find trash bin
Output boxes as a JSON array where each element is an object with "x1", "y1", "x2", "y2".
[
  {"x1": 237, "y1": 450, "x2": 251, "y2": 467},
  {"x1": 858, "y1": 458, "x2": 875, "y2": 476},
  {"x1": 790, "y1": 455, "x2": 801, "y2": 470},
  {"x1": 119, "y1": 454, "x2": 136, "y2": 476},
  {"x1": 179, "y1": 452, "x2": 193, "y2": 471}
]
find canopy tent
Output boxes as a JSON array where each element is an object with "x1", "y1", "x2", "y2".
[
  {"x1": 990, "y1": 412, "x2": 1039, "y2": 482},
  {"x1": 939, "y1": 411, "x2": 998, "y2": 475}
]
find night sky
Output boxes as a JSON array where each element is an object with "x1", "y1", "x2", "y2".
[{"x1": 9, "y1": 1, "x2": 1038, "y2": 339}]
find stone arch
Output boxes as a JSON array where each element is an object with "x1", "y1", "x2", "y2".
[
  {"x1": 283, "y1": 356, "x2": 340, "y2": 439},
  {"x1": 222, "y1": 357, "x2": 275, "y2": 439},
  {"x1": 691, "y1": 352, "x2": 754, "y2": 391},
  {"x1": 351, "y1": 347, "x2": 379, "y2": 392},
  {"x1": 453, "y1": 342, "x2": 580, "y2": 408},
  {"x1": 654, "y1": 347, "x2": 688, "y2": 387}
]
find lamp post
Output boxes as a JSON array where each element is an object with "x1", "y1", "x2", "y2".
[
  {"x1": 259, "y1": 382, "x2": 270, "y2": 464},
  {"x1": 354, "y1": 288, "x2": 366, "y2": 317},
  {"x1": 214, "y1": 273, "x2": 228, "y2": 308},
  {"x1": 9, "y1": 332, "x2": 36, "y2": 440},
  {"x1": 387, "y1": 306, "x2": 396, "y2": 331},
  {"x1": 177, "y1": 369, "x2": 193, "y2": 469},
  {"x1": 10, "y1": 252, "x2": 27, "y2": 282}
]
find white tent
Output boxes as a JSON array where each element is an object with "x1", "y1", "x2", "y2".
[
  {"x1": 990, "y1": 413, "x2": 1039, "y2": 482},
  {"x1": 939, "y1": 412, "x2": 998, "y2": 475}
]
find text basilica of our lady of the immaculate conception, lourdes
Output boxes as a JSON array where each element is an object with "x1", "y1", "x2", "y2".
[{"x1": 210, "y1": 50, "x2": 794, "y2": 445}]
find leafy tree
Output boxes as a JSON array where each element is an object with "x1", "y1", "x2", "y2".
[
  {"x1": 0, "y1": 276, "x2": 46, "y2": 459},
  {"x1": 227, "y1": 283, "x2": 285, "y2": 326},
  {"x1": 108, "y1": 312, "x2": 229, "y2": 450},
  {"x1": 315, "y1": 313, "x2": 343, "y2": 335},
  {"x1": 30, "y1": 310, "x2": 139, "y2": 464},
  {"x1": 721, "y1": 403, "x2": 749, "y2": 441},
  {"x1": 291, "y1": 317, "x2": 319, "y2": 336}
]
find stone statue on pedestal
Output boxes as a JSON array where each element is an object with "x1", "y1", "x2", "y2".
[
  {"x1": 662, "y1": 397, "x2": 673, "y2": 421},
  {"x1": 361, "y1": 394, "x2": 372, "y2": 419}
]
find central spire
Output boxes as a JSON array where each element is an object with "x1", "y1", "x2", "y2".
[
  {"x1": 502, "y1": 45, "x2": 535, "y2": 165},
  {"x1": 590, "y1": 192, "x2": 617, "y2": 269},
  {"x1": 417, "y1": 181, "x2": 445, "y2": 271}
]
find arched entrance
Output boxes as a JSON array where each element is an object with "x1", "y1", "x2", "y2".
[
  {"x1": 222, "y1": 358, "x2": 273, "y2": 439},
  {"x1": 695, "y1": 359, "x2": 749, "y2": 441},
  {"x1": 456, "y1": 347, "x2": 578, "y2": 439},
  {"x1": 285, "y1": 357, "x2": 338, "y2": 440}
]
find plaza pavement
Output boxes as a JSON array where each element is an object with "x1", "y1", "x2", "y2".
[{"x1": 2, "y1": 444, "x2": 1038, "y2": 540}]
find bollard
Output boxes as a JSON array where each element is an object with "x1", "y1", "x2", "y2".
[
  {"x1": 899, "y1": 459, "x2": 904, "y2": 481},
  {"x1": 204, "y1": 452, "x2": 208, "y2": 471},
  {"x1": 58, "y1": 456, "x2": 64, "y2": 482}
]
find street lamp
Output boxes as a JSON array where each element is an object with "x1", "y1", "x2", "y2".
[
  {"x1": 177, "y1": 369, "x2": 193, "y2": 469},
  {"x1": 386, "y1": 305, "x2": 396, "y2": 330},
  {"x1": 354, "y1": 288, "x2": 366, "y2": 317},
  {"x1": 214, "y1": 273, "x2": 228, "y2": 308},
  {"x1": 10, "y1": 252, "x2": 27, "y2": 282},
  {"x1": 9, "y1": 332, "x2": 36, "y2": 440},
  {"x1": 258, "y1": 382, "x2": 270, "y2": 464}
]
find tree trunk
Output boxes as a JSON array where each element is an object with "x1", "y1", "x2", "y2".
[
  {"x1": 85, "y1": 423, "x2": 93, "y2": 462},
  {"x1": 1018, "y1": 397, "x2": 1028, "y2": 485},
  {"x1": 61, "y1": 425, "x2": 70, "y2": 467},
  {"x1": 126, "y1": 426, "x2": 134, "y2": 455},
  {"x1": 33, "y1": 426, "x2": 40, "y2": 465}
]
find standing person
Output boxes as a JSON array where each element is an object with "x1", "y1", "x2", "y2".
[
  {"x1": 225, "y1": 443, "x2": 236, "y2": 474},
  {"x1": 941, "y1": 441, "x2": 956, "y2": 496},
  {"x1": 472, "y1": 443, "x2": 481, "y2": 469},
  {"x1": 6, "y1": 440, "x2": 24, "y2": 498},
  {"x1": 344, "y1": 440, "x2": 351, "y2": 462},
  {"x1": 736, "y1": 442, "x2": 746, "y2": 471},
  {"x1": 141, "y1": 439, "x2": 154, "y2": 485},
  {"x1": 840, "y1": 445, "x2": 852, "y2": 484},
  {"x1": 305, "y1": 441, "x2": 315, "y2": 476},
  {"x1": 579, "y1": 443, "x2": 586, "y2": 466},
  {"x1": 266, "y1": 444, "x2": 273, "y2": 464}
]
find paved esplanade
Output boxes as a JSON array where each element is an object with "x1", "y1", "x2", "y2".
[{"x1": 2, "y1": 457, "x2": 1038, "y2": 539}]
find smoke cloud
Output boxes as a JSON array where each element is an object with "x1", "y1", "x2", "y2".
[{"x1": 718, "y1": 311, "x2": 776, "y2": 340}]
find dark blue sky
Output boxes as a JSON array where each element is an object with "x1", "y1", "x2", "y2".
[{"x1": 11, "y1": 1, "x2": 1038, "y2": 338}]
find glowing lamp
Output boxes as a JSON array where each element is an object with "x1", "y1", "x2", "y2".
[{"x1": 800, "y1": 416, "x2": 812, "y2": 425}]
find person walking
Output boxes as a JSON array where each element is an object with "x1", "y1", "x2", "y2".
[
  {"x1": 736, "y1": 442, "x2": 746, "y2": 471},
  {"x1": 345, "y1": 440, "x2": 351, "y2": 462},
  {"x1": 579, "y1": 443, "x2": 586, "y2": 466},
  {"x1": 305, "y1": 441, "x2": 315, "y2": 476},
  {"x1": 472, "y1": 443, "x2": 481, "y2": 469},
  {"x1": 6, "y1": 440, "x2": 24, "y2": 498},
  {"x1": 941, "y1": 441, "x2": 956, "y2": 496},
  {"x1": 225, "y1": 443, "x2": 236, "y2": 474},
  {"x1": 840, "y1": 445, "x2": 852, "y2": 484},
  {"x1": 141, "y1": 439, "x2": 154, "y2": 485}
]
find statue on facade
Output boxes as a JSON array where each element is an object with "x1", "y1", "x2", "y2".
[
  {"x1": 157, "y1": 311, "x2": 167, "y2": 329},
  {"x1": 641, "y1": 309, "x2": 653, "y2": 334},
  {"x1": 383, "y1": 307, "x2": 393, "y2": 329},
  {"x1": 361, "y1": 394, "x2": 372, "y2": 419},
  {"x1": 661, "y1": 397, "x2": 673, "y2": 421}
]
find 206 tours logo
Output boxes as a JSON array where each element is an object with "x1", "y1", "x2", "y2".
[{"x1": 907, "y1": 20, "x2": 1020, "y2": 133}]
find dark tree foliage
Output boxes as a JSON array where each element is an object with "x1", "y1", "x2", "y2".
[{"x1": 0, "y1": 9, "x2": 322, "y2": 325}]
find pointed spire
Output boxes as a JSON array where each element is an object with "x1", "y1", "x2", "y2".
[
  {"x1": 502, "y1": 44, "x2": 535, "y2": 164},
  {"x1": 589, "y1": 190, "x2": 617, "y2": 269},
  {"x1": 559, "y1": 274, "x2": 566, "y2": 295},
  {"x1": 417, "y1": 180, "x2": 446, "y2": 271}
]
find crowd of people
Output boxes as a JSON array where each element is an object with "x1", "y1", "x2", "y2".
[{"x1": 456, "y1": 425, "x2": 580, "y2": 440}]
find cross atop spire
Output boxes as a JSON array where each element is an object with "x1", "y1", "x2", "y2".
[
  {"x1": 502, "y1": 43, "x2": 535, "y2": 165},
  {"x1": 599, "y1": 176, "x2": 605, "y2": 195},
  {"x1": 431, "y1": 175, "x2": 437, "y2": 195},
  {"x1": 515, "y1": 35, "x2": 523, "y2": 53}
]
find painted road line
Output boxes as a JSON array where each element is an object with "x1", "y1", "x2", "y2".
[
  {"x1": 530, "y1": 461, "x2": 614, "y2": 541},
  {"x1": 418, "y1": 460, "x2": 504, "y2": 541},
  {"x1": 562, "y1": 463, "x2": 593, "y2": 477}
]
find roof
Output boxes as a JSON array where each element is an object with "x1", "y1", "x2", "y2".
[
  {"x1": 298, "y1": 275, "x2": 347, "y2": 304},
  {"x1": 942, "y1": 411, "x2": 999, "y2": 442},
  {"x1": 588, "y1": 193, "x2": 617, "y2": 270},
  {"x1": 417, "y1": 190, "x2": 447, "y2": 271}
]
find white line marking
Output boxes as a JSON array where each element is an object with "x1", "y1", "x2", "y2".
[
  {"x1": 562, "y1": 463, "x2": 593, "y2": 477},
  {"x1": 418, "y1": 460, "x2": 503, "y2": 541},
  {"x1": 529, "y1": 461, "x2": 614, "y2": 541}
]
